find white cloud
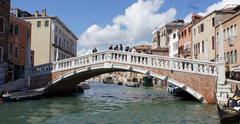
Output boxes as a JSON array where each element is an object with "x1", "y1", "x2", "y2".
[
  {"x1": 77, "y1": 0, "x2": 176, "y2": 55},
  {"x1": 184, "y1": 0, "x2": 240, "y2": 22}
]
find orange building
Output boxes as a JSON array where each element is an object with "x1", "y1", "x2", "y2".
[
  {"x1": 178, "y1": 14, "x2": 202, "y2": 59},
  {"x1": 8, "y1": 15, "x2": 33, "y2": 80}
]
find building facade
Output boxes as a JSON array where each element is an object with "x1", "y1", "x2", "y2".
[
  {"x1": 216, "y1": 12, "x2": 240, "y2": 69},
  {"x1": 192, "y1": 8, "x2": 238, "y2": 61},
  {"x1": 23, "y1": 10, "x2": 78, "y2": 65},
  {"x1": 178, "y1": 14, "x2": 202, "y2": 59},
  {"x1": 168, "y1": 29, "x2": 179, "y2": 57},
  {"x1": 0, "y1": 0, "x2": 10, "y2": 84},
  {"x1": 8, "y1": 15, "x2": 33, "y2": 80},
  {"x1": 152, "y1": 20, "x2": 185, "y2": 49}
]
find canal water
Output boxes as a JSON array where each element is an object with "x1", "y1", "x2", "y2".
[{"x1": 0, "y1": 82, "x2": 220, "y2": 124}]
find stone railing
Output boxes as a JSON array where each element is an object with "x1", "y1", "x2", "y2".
[{"x1": 31, "y1": 50, "x2": 224, "y2": 77}]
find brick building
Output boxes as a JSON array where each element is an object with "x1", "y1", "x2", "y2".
[
  {"x1": 0, "y1": 0, "x2": 10, "y2": 84},
  {"x1": 8, "y1": 15, "x2": 33, "y2": 80},
  {"x1": 178, "y1": 14, "x2": 202, "y2": 59}
]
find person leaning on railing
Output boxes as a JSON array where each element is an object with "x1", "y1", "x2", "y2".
[{"x1": 225, "y1": 62, "x2": 230, "y2": 79}]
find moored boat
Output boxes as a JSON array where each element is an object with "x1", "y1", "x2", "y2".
[
  {"x1": 217, "y1": 86, "x2": 240, "y2": 123},
  {"x1": 1, "y1": 88, "x2": 44, "y2": 102},
  {"x1": 103, "y1": 77, "x2": 114, "y2": 84},
  {"x1": 125, "y1": 82, "x2": 139, "y2": 87},
  {"x1": 167, "y1": 83, "x2": 186, "y2": 96},
  {"x1": 217, "y1": 104, "x2": 240, "y2": 123},
  {"x1": 117, "y1": 81, "x2": 123, "y2": 85}
]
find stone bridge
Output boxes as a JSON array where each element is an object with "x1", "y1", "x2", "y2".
[{"x1": 29, "y1": 50, "x2": 228, "y2": 104}]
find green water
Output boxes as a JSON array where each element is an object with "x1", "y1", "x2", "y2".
[{"x1": 0, "y1": 82, "x2": 220, "y2": 124}]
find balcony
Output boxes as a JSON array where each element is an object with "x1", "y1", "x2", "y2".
[
  {"x1": 183, "y1": 48, "x2": 191, "y2": 58},
  {"x1": 227, "y1": 36, "x2": 237, "y2": 46}
]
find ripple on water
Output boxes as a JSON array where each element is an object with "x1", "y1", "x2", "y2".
[{"x1": 0, "y1": 83, "x2": 220, "y2": 124}]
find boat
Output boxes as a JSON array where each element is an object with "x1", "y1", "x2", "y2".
[
  {"x1": 1, "y1": 88, "x2": 44, "y2": 102},
  {"x1": 117, "y1": 81, "x2": 123, "y2": 85},
  {"x1": 217, "y1": 86, "x2": 240, "y2": 123},
  {"x1": 125, "y1": 82, "x2": 139, "y2": 87},
  {"x1": 167, "y1": 83, "x2": 186, "y2": 96},
  {"x1": 102, "y1": 77, "x2": 114, "y2": 84},
  {"x1": 125, "y1": 78, "x2": 139, "y2": 87},
  {"x1": 77, "y1": 82, "x2": 90, "y2": 89}
]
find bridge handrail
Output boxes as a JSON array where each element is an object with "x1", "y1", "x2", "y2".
[{"x1": 30, "y1": 50, "x2": 223, "y2": 76}]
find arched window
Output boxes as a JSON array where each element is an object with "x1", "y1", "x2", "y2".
[
  {"x1": 224, "y1": 53, "x2": 226, "y2": 61},
  {"x1": 231, "y1": 51, "x2": 234, "y2": 64},
  {"x1": 235, "y1": 50, "x2": 237, "y2": 63},
  {"x1": 0, "y1": 17, "x2": 4, "y2": 33},
  {"x1": 227, "y1": 52, "x2": 230, "y2": 63},
  {"x1": 202, "y1": 41, "x2": 204, "y2": 53}
]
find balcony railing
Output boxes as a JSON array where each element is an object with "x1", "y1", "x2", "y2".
[{"x1": 227, "y1": 36, "x2": 237, "y2": 46}]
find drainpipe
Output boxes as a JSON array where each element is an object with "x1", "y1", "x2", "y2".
[
  {"x1": 24, "y1": 34, "x2": 31, "y2": 89},
  {"x1": 204, "y1": 39, "x2": 208, "y2": 61}
]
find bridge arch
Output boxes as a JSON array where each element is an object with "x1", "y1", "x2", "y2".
[{"x1": 45, "y1": 63, "x2": 206, "y2": 103}]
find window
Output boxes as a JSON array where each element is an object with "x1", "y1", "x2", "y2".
[
  {"x1": 231, "y1": 51, "x2": 234, "y2": 64},
  {"x1": 10, "y1": 23, "x2": 13, "y2": 34},
  {"x1": 212, "y1": 17, "x2": 215, "y2": 27},
  {"x1": 198, "y1": 42, "x2": 200, "y2": 54},
  {"x1": 234, "y1": 24, "x2": 237, "y2": 36},
  {"x1": 15, "y1": 24, "x2": 19, "y2": 35},
  {"x1": 55, "y1": 26, "x2": 57, "y2": 32},
  {"x1": 212, "y1": 36, "x2": 215, "y2": 50},
  {"x1": 194, "y1": 28, "x2": 196, "y2": 36},
  {"x1": 54, "y1": 35, "x2": 58, "y2": 45},
  {"x1": 15, "y1": 47, "x2": 18, "y2": 58},
  {"x1": 9, "y1": 43, "x2": 12, "y2": 55},
  {"x1": 226, "y1": 28, "x2": 230, "y2": 39},
  {"x1": 0, "y1": 17, "x2": 4, "y2": 33},
  {"x1": 173, "y1": 33, "x2": 176, "y2": 39},
  {"x1": 223, "y1": 29, "x2": 226, "y2": 40},
  {"x1": 235, "y1": 50, "x2": 237, "y2": 63},
  {"x1": 59, "y1": 38, "x2": 61, "y2": 47},
  {"x1": 230, "y1": 25, "x2": 233, "y2": 37},
  {"x1": 200, "y1": 24, "x2": 204, "y2": 32},
  {"x1": 224, "y1": 53, "x2": 226, "y2": 61},
  {"x1": 45, "y1": 21, "x2": 49, "y2": 27},
  {"x1": 0, "y1": 47, "x2": 3, "y2": 62},
  {"x1": 227, "y1": 52, "x2": 230, "y2": 63},
  {"x1": 37, "y1": 21, "x2": 41, "y2": 28},
  {"x1": 202, "y1": 41, "x2": 204, "y2": 53}
]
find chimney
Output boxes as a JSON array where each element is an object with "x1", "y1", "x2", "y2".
[
  {"x1": 34, "y1": 11, "x2": 39, "y2": 17},
  {"x1": 42, "y1": 9, "x2": 46, "y2": 17}
]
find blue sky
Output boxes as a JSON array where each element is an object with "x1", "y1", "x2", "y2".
[
  {"x1": 12, "y1": 0, "x2": 218, "y2": 35},
  {"x1": 11, "y1": 0, "x2": 239, "y2": 55}
]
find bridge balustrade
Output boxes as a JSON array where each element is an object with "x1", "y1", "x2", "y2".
[{"x1": 30, "y1": 50, "x2": 222, "y2": 76}]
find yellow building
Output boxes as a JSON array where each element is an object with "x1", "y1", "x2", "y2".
[{"x1": 23, "y1": 10, "x2": 78, "y2": 66}]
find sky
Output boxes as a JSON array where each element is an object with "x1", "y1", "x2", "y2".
[{"x1": 11, "y1": 0, "x2": 240, "y2": 55}]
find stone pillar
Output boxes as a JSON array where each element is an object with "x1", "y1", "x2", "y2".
[{"x1": 216, "y1": 23, "x2": 230, "y2": 104}]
